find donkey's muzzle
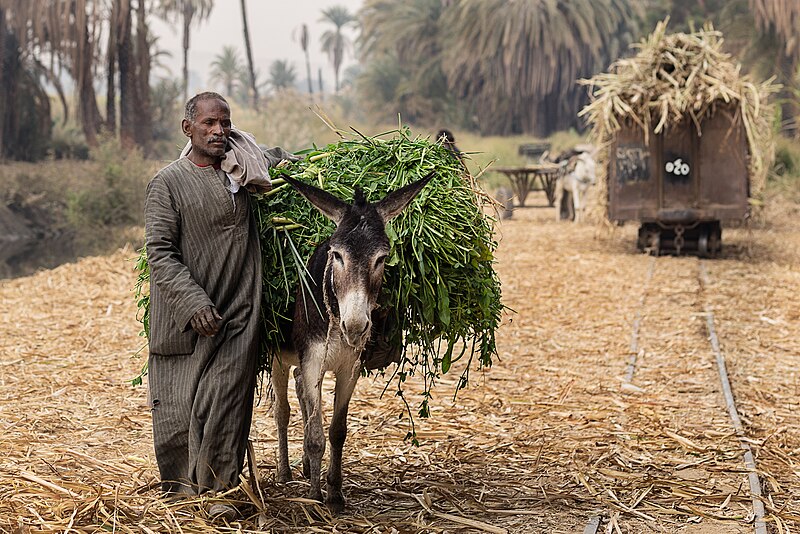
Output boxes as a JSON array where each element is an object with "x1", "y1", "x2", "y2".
[{"x1": 341, "y1": 316, "x2": 371, "y2": 349}]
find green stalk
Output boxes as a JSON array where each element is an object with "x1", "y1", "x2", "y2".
[{"x1": 132, "y1": 126, "x2": 504, "y2": 442}]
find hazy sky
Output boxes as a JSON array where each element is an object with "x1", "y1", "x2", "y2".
[{"x1": 149, "y1": 0, "x2": 365, "y2": 92}]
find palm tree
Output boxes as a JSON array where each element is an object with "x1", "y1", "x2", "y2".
[
  {"x1": 239, "y1": 0, "x2": 259, "y2": 110},
  {"x1": 359, "y1": 0, "x2": 640, "y2": 134},
  {"x1": 0, "y1": 0, "x2": 135, "y2": 148},
  {"x1": 155, "y1": 0, "x2": 214, "y2": 103},
  {"x1": 358, "y1": 0, "x2": 449, "y2": 123},
  {"x1": 0, "y1": 4, "x2": 9, "y2": 155},
  {"x1": 268, "y1": 60, "x2": 297, "y2": 92},
  {"x1": 150, "y1": 77, "x2": 182, "y2": 142},
  {"x1": 209, "y1": 45, "x2": 244, "y2": 97},
  {"x1": 355, "y1": 54, "x2": 405, "y2": 116},
  {"x1": 749, "y1": 0, "x2": 800, "y2": 134},
  {"x1": 750, "y1": 0, "x2": 800, "y2": 57},
  {"x1": 0, "y1": 5, "x2": 51, "y2": 160},
  {"x1": 360, "y1": 0, "x2": 441, "y2": 63},
  {"x1": 439, "y1": 0, "x2": 641, "y2": 135},
  {"x1": 234, "y1": 67, "x2": 266, "y2": 106},
  {"x1": 319, "y1": 5, "x2": 357, "y2": 93},
  {"x1": 294, "y1": 23, "x2": 313, "y2": 95}
]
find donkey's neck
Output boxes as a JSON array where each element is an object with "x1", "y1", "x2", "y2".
[{"x1": 294, "y1": 240, "x2": 331, "y2": 344}]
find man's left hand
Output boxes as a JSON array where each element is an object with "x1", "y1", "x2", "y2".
[
  {"x1": 264, "y1": 147, "x2": 301, "y2": 166},
  {"x1": 191, "y1": 305, "x2": 222, "y2": 337}
]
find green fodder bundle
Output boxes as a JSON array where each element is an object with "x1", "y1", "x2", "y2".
[
  {"x1": 135, "y1": 128, "x2": 503, "y2": 416},
  {"x1": 579, "y1": 19, "x2": 780, "y2": 214}
]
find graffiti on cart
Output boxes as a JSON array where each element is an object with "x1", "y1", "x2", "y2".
[{"x1": 616, "y1": 146, "x2": 650, "y2": 184}]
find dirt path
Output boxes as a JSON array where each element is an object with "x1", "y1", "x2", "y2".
[{"x1": 1, "y1": 193, "x2": 798, "y2": 533}]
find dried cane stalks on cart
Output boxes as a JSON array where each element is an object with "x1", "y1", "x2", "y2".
[{"x1": 579, "y1": 19, "x2": 780, "y2": 211}]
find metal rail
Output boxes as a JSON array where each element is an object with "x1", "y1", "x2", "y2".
[
  {"x1": 587, "y1": 258, "x2": 768, "y2": 533},
  {"x1": 582, "y1": 515, "x2": 601, "y2": 534},
  {"x1": 698, "y1": 261, "x2": 767, "y2": 534},
  {"x1": 623, "y1": 256, "x2": 656, "y2": 384}
]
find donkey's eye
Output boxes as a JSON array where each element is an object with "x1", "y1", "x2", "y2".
[
  {"x1": 374, "y1": 255, "x2": 387, "y2": 268},
  {"x1": 331, "y1": 250, "x2": 344, "y2": 264}
]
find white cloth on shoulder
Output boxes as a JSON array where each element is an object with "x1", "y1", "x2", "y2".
[{"x1": 180, "y1": 126, "x2": 278, "y2": 193}]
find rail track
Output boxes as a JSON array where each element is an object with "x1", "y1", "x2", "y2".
[{"x1": 585, "y1": 255, "x2": 768, "y2": 534}]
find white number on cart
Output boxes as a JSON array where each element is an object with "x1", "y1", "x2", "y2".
[{"x1": 665, "y1": 158, "x2": 690, "y2": 176}]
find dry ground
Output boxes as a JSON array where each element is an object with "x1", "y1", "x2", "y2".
[{"x1": 1, "y1": 191, "x2": 799, "y2": 533}]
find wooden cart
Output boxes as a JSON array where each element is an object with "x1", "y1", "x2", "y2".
[
  {"x1": 493, "y1": 163, "x2": 562, "y2": 207},
  {"x1": 608, "y1": 107, "x2": 748, "y2": 256}
]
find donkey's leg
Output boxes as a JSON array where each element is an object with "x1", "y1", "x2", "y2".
[
  {"x1": 272, "y1": 360, "x2": 292, "y2": 483},
  {"x1": 298, "y1": 344, "x2": 326, "y2": 502},
  {"x1": 293, "y1": 366, "x2": 311, "y2": 478},
  {"x1": 555, "y1": 179, "x2": 565, "y2": 221},
  {"x1": 326, "y1": 366, "x2": 360, "y2": 512}
]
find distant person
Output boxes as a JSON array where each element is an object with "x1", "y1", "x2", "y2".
[
  {"x1": 144, "y1": 91, "x2": 294, "y2": 522},
  {"x1": 437, "y1": 128, "x2": 465, "y2": 166}
]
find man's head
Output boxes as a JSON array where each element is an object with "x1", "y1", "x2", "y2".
[
  {"x1": 182, "y1": 92, "x2": 231, "y2": 165},
  {"x1": 437, "y1": 129, "x2": 455, "y2": 143}
]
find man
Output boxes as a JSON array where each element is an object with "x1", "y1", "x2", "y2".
[
  {"x1": 144, "y1": 92, "x2": 263, "y2": 521},
  {"x1": 437, "y1": 128, "x2": 465, "y2": 166}
]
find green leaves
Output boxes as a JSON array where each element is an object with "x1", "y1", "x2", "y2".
[
  {"x1": 263, "y1": 129, "x2": 505, "y2": 425},
  {"x1": 359, "y1": 0, "x2": 641, "y2": 135},
  {"x1": 133, "y1": 128, "x2": 504, "y2": 430}
]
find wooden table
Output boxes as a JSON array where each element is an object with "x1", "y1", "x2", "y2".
[{"x1": 493, "y1": 163, "x2": 562, "y2": 207}]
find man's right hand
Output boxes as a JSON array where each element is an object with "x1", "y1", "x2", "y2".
[{"x1": 190, "y1": 305, "x2": 222, "y2": 337}]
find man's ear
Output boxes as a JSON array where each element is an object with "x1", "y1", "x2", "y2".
[{"x1": 181, "y1": 118, "x2": 191, "y2": 137}]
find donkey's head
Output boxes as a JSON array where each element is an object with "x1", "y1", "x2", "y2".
[{"x1": 285, "y1": 173, "x2": 432, "y2": 349}]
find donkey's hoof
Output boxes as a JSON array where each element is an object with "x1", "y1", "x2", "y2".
[
  {"x1": 326, "y1": 498, "x2": 345, "y2": 515},
  {"x1": 326, "y1": 489, "x2": 345, "y2": 514},
  {"x1": 309, "y1": 488, "x2": 324, "y2": 503},
  {"x1": 276, "y1": 470, "x2": 292, "y2": 484}
]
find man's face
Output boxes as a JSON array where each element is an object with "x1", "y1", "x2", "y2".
[{"x1": 182, "y1": 98, "x2": 231, "y2": 161}]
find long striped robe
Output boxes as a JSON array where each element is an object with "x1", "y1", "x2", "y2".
[{"x1": 144, "y1": 157, "x2": 261, "y2": 495}]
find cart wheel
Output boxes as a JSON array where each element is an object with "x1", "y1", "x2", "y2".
[
  {"x1": 709, "y1": 224, "x2": 721, "y2": 257},
  {"x1": 698, "y1": 228, "x2": 709, "y2": 258}
]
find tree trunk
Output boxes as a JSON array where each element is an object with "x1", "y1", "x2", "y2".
[
  {"x1": 782, "y1": 55, "x2": 799, "y2": 137},
  {"x1": 105, "y1": 0, "x2": 119, "y2": 134},
  {"x1": 4, "y1": 29, "x2": 19, "y2": 159},
  {"x1": 134, "y1": 0, "x2": 151, "y2": 151},
  {"x1": 240, "y1": 0, "x2": 259, "y2": 111},
  {"x1": 300, "y1": 24, "x2": 312, "y2": 96},
  {"x1": 333, "y1": 36, "x2": 343, "y2": 93},
  {"x1": 182, "y1": 1, "x2": 193, "y2": 104},
  {"x1": 118, "y1": 0, "x2": 135, "y2": 149},
  {"x1": 0, "y1": 7, "x2": 6, "y2": 159},
  {"x1": 305, "y1": 50, "x2": 313, "y2": 96},
  {"x1": 77, "y1": 16, "x2": 102, "y2": 146}
]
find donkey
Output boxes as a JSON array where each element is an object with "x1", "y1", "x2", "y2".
[
  {"x1": 554, "y1": 149, "x2": 597, "y2": 222},
  {"x1": 271, "y1": 173, "x2": 432, "y2": 512}
]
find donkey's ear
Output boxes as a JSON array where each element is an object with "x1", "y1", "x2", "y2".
[
  {"x1": 375, "y1": 172, "x2": 434, "y2": 223},
  {"x1": 284, "y1": 176, "x2": 349, "y2": 225}
]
